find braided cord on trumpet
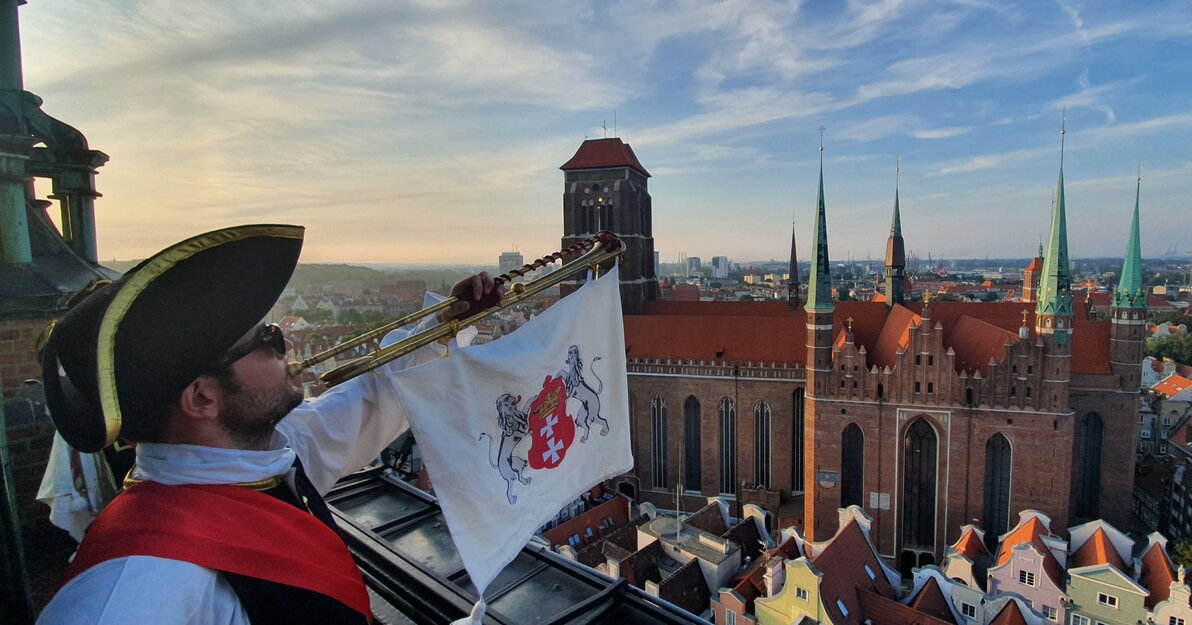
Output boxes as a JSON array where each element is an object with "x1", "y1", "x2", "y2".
[{"x1": 495, "y1": 231, "x2": 619, "y2": 284}]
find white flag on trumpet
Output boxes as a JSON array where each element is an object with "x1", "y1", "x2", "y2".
[{"x1": 390, "y1": 265, "x2": 632, "y2": 624}]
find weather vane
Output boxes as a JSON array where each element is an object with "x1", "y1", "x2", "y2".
[{"x1": 1021, "y1": 310, "x2": 1029, "y2": 325}]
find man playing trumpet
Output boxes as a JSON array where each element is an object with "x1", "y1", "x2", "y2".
[{"x1": 36, "y1": 224, "x2": 500, "y2": 624}]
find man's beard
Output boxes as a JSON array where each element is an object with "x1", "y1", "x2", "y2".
[{"x1": 218, "y1": 383, "x2": 304, "y2": 450}]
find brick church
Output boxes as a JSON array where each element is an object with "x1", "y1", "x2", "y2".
[{"x1": 559, "y1": 137, "x2": 1145, "y2": 574}]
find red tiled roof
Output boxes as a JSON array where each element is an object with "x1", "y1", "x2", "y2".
[
  {"x1": 988, "y1": 600, "x2": 1030, "y2": 625},
  {"x1": 560, "y1": 138, "x2": 650, "y2": 177},
  {"x1": 813, "y1": 520, "x2": 896, "y2": 624},
  {"x1": 624, "y1": 314, "x2": 805, "y2": 363},
  {"x1": 996, "y1": 516, "x2": 1064, "y2": 587},
  {"x1": 908, "y1": 577, "x2": 957, "y2": 624},
  {"x1": 946, "y1": 315, "x2": 1018, "y2": 376},
  {"x1": 629, "y1": 299, "x2": 1115, "y2": 375},
  {"x1": 1154, "y1": 375, "x2": 1192, "y2": 399},
  {"x1": 1024, "y1": 257, "x2": 1044, "y2": 272},
  {"x1": 870, "y1": 304, "x2": 922, "y2": 369},
  {"x1": 952, "y1": 527, "x2": 989, "y2": 560},
  {"x1": 731, "y1": 536, "x2": 803, "y2": 611},
  {"x1": 1140, "y1": 541, "x2": 1176, "y2": 608},
  {"x1": 856, "y1": 590, "x2": 955, "y2": 625},
  {"x1": 1070, "y1": 528, "x2": 1127, "y2": 571},
  {"x1": 1071, "y1": 319, "x2": 1112, "y2": 375}
]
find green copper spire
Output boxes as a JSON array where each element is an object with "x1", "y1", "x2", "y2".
[
  {"x1": 1113, "y1": 171, "x2": 1145, "y2": 309},
  {"x1": 806, "y1": 142, "x2": 834, "y2": 312},
  {"x1": 1036, "y1": 157, "x2": 1073, "y2": 317}
]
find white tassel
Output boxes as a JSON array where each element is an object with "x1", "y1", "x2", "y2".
[{"x1": 451, "y1": 599, "x2": 486, "y2": 625}]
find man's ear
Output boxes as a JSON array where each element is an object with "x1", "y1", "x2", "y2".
[{"x1": 176, "y1": 376, "x2": 223, "y2": 423}]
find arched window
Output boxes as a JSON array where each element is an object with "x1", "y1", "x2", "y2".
[
  {"x1": 1075, "y1": 413, "x2": 1104, "y2": 520},
  {"x1": 982, "y1": 434, "x2": 1012, "y2": 551},
  {"x1": 650, "y1": 396, "x2": 667, "y2": 488},
  {"x1": 877, "y1": 383, "x2": 884, "y2": 400},
  {"x1": 719, "y1": 398, "x2": 736, "y2": 494},
  {"x1": 792, "y1": 389, "x2": 805, "y2": 493},
  {"x1": 841, "y1": 424, "x2": 864, "y2": 508},
  {"x1": 754, "y1": 401, "x2": 772, "y2": 488},
  {"x1": 902, "y1": 419, "x2": 938, "y2": 548},
  {"x1": 683, "y1": 396, "x2": 701, "y2": 491}
]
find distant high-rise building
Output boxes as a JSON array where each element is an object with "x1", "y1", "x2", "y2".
[
  {"x1": 687, "y1": 256, "x2": 702, "y2": 276},
  {"x1": 498, "y1": 251, "x2": 524, "y2": 276},
  {"x1": 711, "y1": 256, "x2": 729, "y2": 279}
]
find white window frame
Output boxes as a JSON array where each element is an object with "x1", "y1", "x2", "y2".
[
  {"x1": 1072, "y1": 615, "x2": 1090, "y2": 625},
  {"x1": 796, "y1": 587, "x2": 809, "y2": 602},
  {"x1": 1096, "y1": 592, "x2": 1118, "y2": 609},
  {"x1": 1018, "y1": 570, "x2": 1036, "y2": 587},
  {"x1": 961, "y1": 603, "x2": 976, "y2": 618},
  {"x1": 1044, "y1": 605, "x2": 1058, "y2": 621},
  {"x1": 1169, "y1": 617, "x2": 1185, "y2": 625}
]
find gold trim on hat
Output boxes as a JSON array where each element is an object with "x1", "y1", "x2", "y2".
[{"x1": 95, "y1": 225, "x2": 304, "y2": 448}]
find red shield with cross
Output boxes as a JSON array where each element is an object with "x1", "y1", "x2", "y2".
[{"x1": 528, "y1": 375, "x2": 574, "y2": 470}]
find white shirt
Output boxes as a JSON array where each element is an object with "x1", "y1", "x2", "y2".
[{"x1": 37, "y1": 333, "x2": 442, "y2": 625}]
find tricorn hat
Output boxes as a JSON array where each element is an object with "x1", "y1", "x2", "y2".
[{"x1": 40, "y1": 225, "x2": 304, "y2": 452}]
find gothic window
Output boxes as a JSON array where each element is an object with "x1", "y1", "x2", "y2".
[
  {"x1": 841, "y1": 424, "x2": 864, "y2": 508},
  {"x1": 651, "y1": 396, "x2": 667, "y2": 488},
  {"x1": 792, "y1": 389, "x2": 805, "y2": 493},
  {"x1": 719, "y1": 398, "x2": 737, "y2": 494},
  {"x1": 754, "y1": 401, "x2": 772, "y2": 488},
  {"x1": 965, "y1": 388, "x2": 974, "y2": 406},
  {"x1": 683, "y1": 396, "x2": 701, "y2": 491},
  {"x1": 902, "y1": 419, "x2": 938, "y2": 548},
  {"x1": 877, "y1": 383, "x2": 884, "y2": 400},
  {"x1": 1075, "y1": 413, "x2": 1104, "y2": 520},
  {"x1": 982, "y1": 433, "x2": 1012, "y2": 551}
]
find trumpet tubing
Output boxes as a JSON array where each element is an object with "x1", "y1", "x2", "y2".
[{"x1": 286, "y1": 232, "x2": 623, "y2": 388}]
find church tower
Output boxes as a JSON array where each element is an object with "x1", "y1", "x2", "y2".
[
  {"x1": 1022, "y1": 242, "x2": 1044, "y2": 303},
  {"x1": 1109, "y1": 171, "x2": 1146, "y2": 391},
  {"x1": 1034, "y1": 126, "x2": 1074, "y2": 413},
  {"x1": 559, "y1": 138, "x2": 657, "y2": 314},
  {"x1": 884, "y1": 162, "x2": 906, "y2": 307},
  {"x1": 803, "y1": 142, "x2": 835, "y2": 540}
]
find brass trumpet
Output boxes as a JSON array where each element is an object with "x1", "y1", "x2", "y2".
[{"x1": 287, "y1": 232, "x2": 624, "y2": 387}]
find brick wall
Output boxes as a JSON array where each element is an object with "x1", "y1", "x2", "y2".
[{"x1": 1, "y1": 317, "x2": 56, "y2": 527}]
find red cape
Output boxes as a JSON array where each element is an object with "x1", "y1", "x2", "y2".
[{"x1": 64, "y1": 481, "x2": 370, "y2": 619}]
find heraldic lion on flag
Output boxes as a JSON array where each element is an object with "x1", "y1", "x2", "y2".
[{"x1": 479, "y1": 344, "x2": 608, "y2": 505}]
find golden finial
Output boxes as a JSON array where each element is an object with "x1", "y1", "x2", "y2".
[
  {"x1": 847, "y1": 317, "x2": 854, "y2": 332},
  {"x1": 1021, "y1": 309, "x2": 1029, "y2": 325},
  {"x1": 818, "y1": 126, "x2": 825, "y2": 152},
  {"x1": 924, "y1": 291, "x2": 933, "y2": 304}
]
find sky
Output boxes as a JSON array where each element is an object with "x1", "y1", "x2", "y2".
[{"x1": 19, "y1": 0, "x2": 1192, "y2": 265}]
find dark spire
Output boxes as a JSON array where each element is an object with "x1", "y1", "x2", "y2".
[
  {"x1": 885, "y1": 156, "x2": 906, "y2": 306},
  {"x1": 806, "y1": 133, "x2": 833, "y2": 312},
  {"x1": 788, "y1": 217, "x2": 801, "y2": 310}
]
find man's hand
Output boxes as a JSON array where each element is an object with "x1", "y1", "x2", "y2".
[{"x1": 440, "y1": 272, "x2": 503, "y2": 322}]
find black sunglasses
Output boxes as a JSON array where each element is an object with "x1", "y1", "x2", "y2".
[{"x1": 214, "y1": 324, "x2": 286, "y2": 369}]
